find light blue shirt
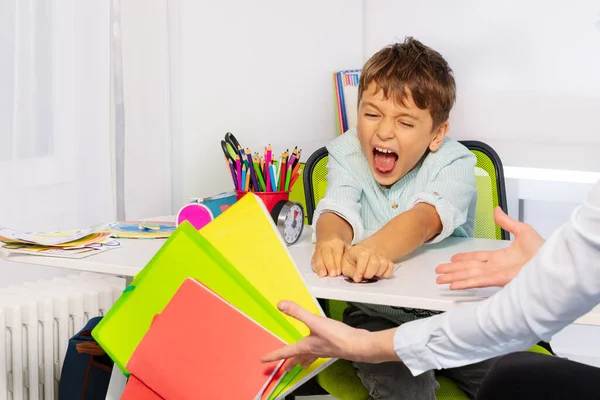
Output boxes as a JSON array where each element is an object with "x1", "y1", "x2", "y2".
[
  {"x1": 395, "y1": 179, "x2": 600, "y2": 375},
  {"x1": 312, "y1": 129, "x2": 478, "y2": 323}
]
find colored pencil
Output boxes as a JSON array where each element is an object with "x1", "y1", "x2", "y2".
[
  {"x1": 241, "y1": 164, "x2": 247, "y2": 192},
  {"x1": 269, "y1": 162, "x2": 277, "y2": 192},
  {"x1": 284, "y1": 156, "x2": 293, "y2": 191},
  {"x1": 227, "y1": 158, "x2": 237, "y2": 189},
  {"x1": 279, "y1": 151, "x2": 287, "y2": 192},
  {"x1": 244, "y1": 165, "x2": 250, "y2": 191},
  {"x1": 236, "y1": 155, "x2": 241, "y2": 190},
  {"x1": 265, "y1": 146, "x2": 271, "y2": 193},
  {"x1": 291, "y1": 149, "x2": 300, "y2": 169},
  {"x1": 245, "y1": 148, "x2": 259, "y2": 192},
  {"x1": 288, "y1": 147, "x2": 297, "y2": 170},
  {"x1": 253, "y1": 157, "x2": 266, "y2": 191},
  {"x1": 291, "y1": 161, "x2": 301, "y2": 178},
  {"x1": 289, "y1": 168, "x2": 302, "y2": 189}
]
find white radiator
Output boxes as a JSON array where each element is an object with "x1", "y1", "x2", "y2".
[{"x1": 0, "y1": 272, "x2": 125, "y2": 400}]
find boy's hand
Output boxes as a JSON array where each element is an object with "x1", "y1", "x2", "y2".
[
  {"x1": 312, "y1": 237, "x2": 347, "y2": 277},
  {"x1": 341, "y1": 245, "x2": 395, "y2": 283}
]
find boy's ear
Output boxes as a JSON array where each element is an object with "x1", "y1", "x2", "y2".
[{"x1": 428, "y1": 121, "x2": 449, "y2": 152}]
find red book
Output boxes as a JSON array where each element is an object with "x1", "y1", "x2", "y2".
[{"x1": 125, "y1": 278, "x2": 286, "y2": 400}]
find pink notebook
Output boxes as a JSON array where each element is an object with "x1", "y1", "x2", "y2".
[{"x1": 126, "y1": 278, "x2": 286, "y2": 399}]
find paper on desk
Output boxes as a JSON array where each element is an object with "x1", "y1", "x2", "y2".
[
  {"x1": 0, "y1": 224, "x2": 112, "y2": 246},
  {"x1": 0, "y1": 238, "x2": 121, "y2": 259}
]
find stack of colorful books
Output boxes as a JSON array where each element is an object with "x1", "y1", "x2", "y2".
[{"x1": 92, "y1": 193, "x2": 333, "y2": 399}]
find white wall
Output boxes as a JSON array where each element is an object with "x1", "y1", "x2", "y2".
[
  {"x1": 177, "y1": 0, "x2": 364, "y2": 207},
  {"x1": 120, "y1": 0, "x2": 173, "y2": 220},
  {"x1": 363, "y1": 0, "x2": 600, "y2": 172}
]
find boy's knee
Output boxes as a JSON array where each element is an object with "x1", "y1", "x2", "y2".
[{"x1": 353, "y1": 360, "x2": 438, "y2": 400}]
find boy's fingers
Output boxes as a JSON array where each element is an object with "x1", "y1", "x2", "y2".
[
  {"x1": 332, "y1": 244, "x2": 344, "y2": 276},
  {"x1": 363, "y1": 256, "x2": 380, "y2": 279},
  {"x1": 376, "y1": 259, "x2": 388, "y2": 277},
  {"x1": 384, "y1": 260, "x2": 395, "y2": 277},
  {"x1": 354, "y1": 251, "x2": 370, "y2": 282},
  {"x1": 341, "y1": 253, "x2": 355, "y2": 277},
  {"x1": 312, "y1": 254, "x2": 327, "y2": 277},
  {"x1": 321, "y1": 247, "x2": 336, "y2": 276},
  {"x1": 378, "y1": 259, "x2": 394, "y2": 278}
]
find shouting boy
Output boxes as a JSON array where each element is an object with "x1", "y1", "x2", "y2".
[{"x1": 312, "y1": 37, "x2": 495, "y2": 399}]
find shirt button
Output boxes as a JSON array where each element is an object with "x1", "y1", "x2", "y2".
[
  {"x1": 391, "y1": 202, "x2": 398, "y2": 209},
  {"x1": 433, "y1": 192, "x2": 440, "y2": 196}
]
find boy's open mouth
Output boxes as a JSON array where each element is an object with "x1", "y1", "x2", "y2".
[{"x1": 373, "y1": 147, "x2": 398, "y2": 174}]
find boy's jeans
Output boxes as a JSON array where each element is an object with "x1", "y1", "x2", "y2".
[{"x1": 343, "y1": 305, "x2": 498, "y2": 400}]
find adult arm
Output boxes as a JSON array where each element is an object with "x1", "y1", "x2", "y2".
[{"x1": 395, "y1": 180, "x2": 600, "y2": 375}]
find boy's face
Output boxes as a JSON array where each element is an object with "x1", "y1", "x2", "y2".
[{"x1": 357, "y1": 82, "x2": 448, "y2": 186}]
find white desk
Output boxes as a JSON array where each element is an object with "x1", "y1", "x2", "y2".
[{"x1": 3, "y1": 230, "x2": 600, "y2": 326}]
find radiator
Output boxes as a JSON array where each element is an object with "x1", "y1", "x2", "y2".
[{"x1": 0, "y1": 272, "x2": 125, "y2": 400}]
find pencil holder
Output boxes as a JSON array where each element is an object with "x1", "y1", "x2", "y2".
[{"x1": 235, "y1": 190, "x2": 290, "y2": 214}]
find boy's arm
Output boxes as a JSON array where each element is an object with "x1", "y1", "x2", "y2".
[
  {"x1": 312, "y1": 153, "x2": 364, "y2": 245},
  {"x1": 311, "y1": 153, "x2": 364, "y2": 276},
  {"x1": 359, "y1": 203, "x2": 442, "y2": 261},
  {"x1": 360, "y1": 152, "x2": 477, "y2": 261},
  {"x1": 315, "y1": 212, "x2": 354, "y2": 244}
]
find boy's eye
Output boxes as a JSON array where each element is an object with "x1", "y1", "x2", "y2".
[
  {"x1": 365, "y1": 113, "x2": 379, "y2": 118},
  {"x1": 399, "y1": 122, "x2": 414, "y2": 128}
]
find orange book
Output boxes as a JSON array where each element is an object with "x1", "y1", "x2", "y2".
[{"x1": 125, "y1": 278, "x2": 286, "y2": 400}]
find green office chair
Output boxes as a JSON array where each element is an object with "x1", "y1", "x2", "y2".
[{"x1": 298, "y1": 141, "x2": 552, "y2": 400}]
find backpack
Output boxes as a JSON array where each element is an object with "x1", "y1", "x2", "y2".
[{"x1": 58, "y1": 316, "x2": 114, "y2": 399}]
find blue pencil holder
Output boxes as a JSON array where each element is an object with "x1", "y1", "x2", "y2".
[{"x1": 190, "y1": 191, "x2": 237, "y2": 217}]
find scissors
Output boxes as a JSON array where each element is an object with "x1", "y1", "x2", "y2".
[
  {"x1": 221, "y1": 140, "x2": 237, "y2": 162},
  {"x1": 224, "y1": 132, "x2": 249, "y2": 165},
  {"x1": 224, "y1": 132, "x2": 241, "y2": 152}
]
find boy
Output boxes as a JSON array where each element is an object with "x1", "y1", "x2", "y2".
[{"x1": 311, "y1": 37, "x2": 495, "y2": 399}]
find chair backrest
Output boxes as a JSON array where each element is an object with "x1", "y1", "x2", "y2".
[
  {"x1": 288, "y1": 162, "x2": 309, "y2": 225},
  {"x1": 303, "y1": 140, "x2": 509, "y2": 241},
  {"x1": 460, "y1": 141, "x2": 508, "y2": 240}
]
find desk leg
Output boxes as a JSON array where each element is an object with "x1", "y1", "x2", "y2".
[{"x1": 106, "y1": 366, "x2": 127, "y2": 400}]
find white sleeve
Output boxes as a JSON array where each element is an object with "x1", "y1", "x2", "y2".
[{"x1": 394, "y1": 180, "x2": 600, "y2": 376}]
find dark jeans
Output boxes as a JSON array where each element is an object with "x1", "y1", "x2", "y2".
[
  {"x1": 477, "y1": 351, "x2": 600, "y2": 400},
  {"x1": 343, "y1": 305, "x2": 498, "y2": 400}
]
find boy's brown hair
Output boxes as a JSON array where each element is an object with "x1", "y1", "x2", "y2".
[{"x1": 358, "y1": 36, "x2": 456, "y2": 129}]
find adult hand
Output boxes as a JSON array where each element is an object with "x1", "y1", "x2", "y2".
[
  {"x1": 261, "y1": 301, "x2": 399, "y2": 370},
  {"x1": 312, "y1": 237, "x2": 347, "y2": 277},
  {"x1": 341, "y1": 245, "x2": 394, "y2": 282},
  {"x1": 436, "y1": 207, "x2": 545, "y2": 290}
]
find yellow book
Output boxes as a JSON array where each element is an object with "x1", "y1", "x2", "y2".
[{"x1": 201, "y1": 193, "x2": 334, "y2": 399}]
